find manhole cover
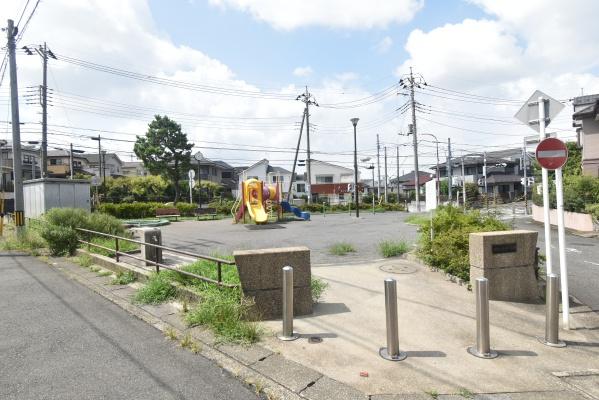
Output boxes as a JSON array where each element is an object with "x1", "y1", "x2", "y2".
[{"x1": 379, "y1": 260, "x2": 417, "y2": 274}]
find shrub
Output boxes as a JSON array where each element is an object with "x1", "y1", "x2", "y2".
[
  {"x1": 43, "y1": 207, "x2": 89, "y2": 230},
  {"x1": 40, "y1": 225, "x2": 78, "y2": 256},
  {"x1": 379, "y1": 240, "x2": 409, "y2": 258},
  {"x1": 417, "y1": 205, "x2": 508, "y2": 281},
  {"x1": 97, "y1": 202, "x2": 163, "y2": 219},
  {"x1": 133, "y1": 273, "x2": 177, "y2": 304},
  {"x1": 87, "y1": 212, "x2": 125, "y2": 235},
  {"x1": 329, "y1": 242, "x2": 356, "y2": 256},
  {"x1": 174, "y1": 202, "x2": 196, "y2": 216},
  {"x1": 586, "y1": 204, "x2": 599, "y2": 221}
]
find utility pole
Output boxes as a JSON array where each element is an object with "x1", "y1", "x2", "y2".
[
  {"x1": 40, "y1": 43, "x2": 48, "y2": 177},
  {"x1": 383, "y1": 146, "x2": 388, "y2": 203},
  {"x1": 287, "y1": 110, "x2": 306, "y2": 201},
  {"x1": 351, "y1": 118, "x2": 360, "y2": 218},
  {"x1": 483, "y1": 151, "x2": 488, "y2": 210},
  {"x1": 522, "y1": 138, "x2": 528, "y2": 215},
  {"x1": 91, "y1": 135, "x2": 102, "y2": 182},
  {"x1": 447, "y1": 138, "x2": 452, "y2": 203},
  {"x1": 376, "y1": 134, "x2": 381, "y2": 199},
  {"x1": 70, "y1": 143, "x2": 74, "y2": 179},
  {"x1": 399, "y1": 68, "x2": 426, "y2": 212},
  {"x1": 396, "y1": 146, "x2": 400, "y2": 204},
  {"x1": 6, "y1": 19, "x2": 25, "y2": 230},
  {"x1": 461, "y1": 156, "x2": 466, "y2": 211},
  {"x1": 297, "y1": 87, "x2": 318, "y2": 204},
  {"x1": 101, "y1": 150, "x2": 107, "y2": 185}
]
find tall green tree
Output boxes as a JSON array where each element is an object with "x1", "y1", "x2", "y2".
[{"x1": 134, "y1": 115, "x2": 193, "y2": 204}]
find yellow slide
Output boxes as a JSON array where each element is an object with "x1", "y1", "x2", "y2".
[{"x1": 243, "y1": 179, "x2": 268, "y2": 223}]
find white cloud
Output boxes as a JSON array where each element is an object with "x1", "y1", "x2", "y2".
[
  {"x1": 375, "y1": 36, "x2": 393, "y2": 54},
  {"x1": 293, "y1": 66, "x2": 313, "y2": 77},
  {"x1": 208, "y1": 0, "x2": 423, "y2": 30}
]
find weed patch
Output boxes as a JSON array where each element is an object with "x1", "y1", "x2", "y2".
[
  {"x1": 110, "y1": 271, "x2": 136, "y2": 285},
  {"x1": 89, "y1": 236, "x2": 139, "y2": 257},
  {"x1": 0, "y1": 228, "x2": 46, "y2": 252},
  {"x1": 405, "y1": 214, "x2": 432, "y2": 226},
  {"x1": 311, "y1": 278, "x2": 328, "y2": 303},
  {"x1": 329, "y1": 242, "x2": 356, "y2": 256},
  {"x1": 77, "y1": 254, "x2": 93, "y2": 268},
  {"x1": 379, "y1": 240, "x2": 409, "y2": 258},
  {"x1": 164, "y1": 327, "x2": 178, "y2": 340},
  {"x1": 133, "y1": 273, "x2": 177, "y2": 304},
  {"x1": 96, "y1": 270, "x2": 112, "y2": 277},
  {"x1": 185, "y1": 285, "x2": 261, "y2": 344}
]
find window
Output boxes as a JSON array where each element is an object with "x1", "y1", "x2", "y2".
[
  {"x1": 271, "y1": 175, "x2": 278, "y2": 182},
  {"x1": 221, "y1": 171, "x2": 232, "y2": 179},
  {"x1": 296, "y1": 184, "x2": 305, "y2": 192},
  {"x1": 316, "y1": 175, "x2": 333, "y2": 183},
  {"x1": 23, "y1": 155, "x2": 33, "y2": 164},
  {"x1": 50, "y1": 159, "x2": 57, "y2": 165}
]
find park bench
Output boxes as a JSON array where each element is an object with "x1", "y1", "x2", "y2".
[
  {"x1": 155, "y1": 207, "x2": 181, "y2": 221},
  {"x1": 195, "y1": 207, "x2": 218, "y2": 220}
]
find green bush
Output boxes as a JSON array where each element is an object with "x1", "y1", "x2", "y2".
[
  {"x1": 417, "y1": 205, "x2": 508, "y2": 281},
  {"x1": 43, "y1": 208, "x2": 89, "y2": 230},
  {"x1": 98, "y1": 202, "x2": 163, "y2": 219},
  {"x1": 40, "y1": 225, "x2": 79, "y2": 256},
  {"x1": 586, "y1": 204, "x2": 599, "y2": 221},
  {"x1": 311, "y1": 277, "x2": 328, "y2": 303},
  {"x1": 87, "y1": 212, "x2": 125, "y2": 235},
  {"x1": 379, "y1": 240, "x2": 409, "y2": 257}
]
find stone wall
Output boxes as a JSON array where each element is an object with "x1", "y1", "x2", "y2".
[
  {"x1": 233, "y1": 247, "x2": 312, "y2": 320},
  {"x1": 532, "y1": 204, "x2": 596, "y2": 232}
]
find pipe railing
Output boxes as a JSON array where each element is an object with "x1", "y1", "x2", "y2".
[{"x1": 75, "y1": 227, "x2": 237, "y2": 288}]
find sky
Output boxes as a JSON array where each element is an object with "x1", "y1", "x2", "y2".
[{"x1": 1, "y1": 0, "x2": 598, "y2": 178}]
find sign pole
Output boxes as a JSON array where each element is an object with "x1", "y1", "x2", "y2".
[
  {"x1": 555, "y1": 166, "x2": 569, "y2": 328},
  {"x1": 538, "y1": 96, "x2": 553, "y2": 276}
]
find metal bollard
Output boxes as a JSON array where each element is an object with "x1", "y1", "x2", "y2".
[
  {"x1": 538, "y1": 274, "x2": 566, "y2": 347},
  {"x1": 278, "y1": 266, "x2": 299, "y2": 341},
  {"x1": 467, "y1": 278, "x2": 498, "y2": 359},
  {"x1": 379, "y1": 278, "x2": 407, "y2": 361}
]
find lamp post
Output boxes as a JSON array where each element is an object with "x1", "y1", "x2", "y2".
[{"x1": 351, "y1": 118, "x2": 360, "y2": 218}]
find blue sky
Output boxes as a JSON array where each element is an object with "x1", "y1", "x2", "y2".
[{"x1": 148, "y1": 0, "x2": 486, "y2": 89}]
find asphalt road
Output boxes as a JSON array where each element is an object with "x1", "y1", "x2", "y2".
[
  {"x1": 513, "y1": 218, "x2": 599, "y2": 311},
  {"x1": 161, "y1": 211, "x2": 420, "y2": 265},
  {"x1": 0, "y1": 253, "x2": 258, "y2": 400}
]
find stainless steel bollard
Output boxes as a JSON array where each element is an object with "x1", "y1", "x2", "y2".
[
  {"x1": 278, "y1": 266, "x2": 299, "y2": 341},
  {"x1": 467, "y1": 278, "x2": 498, "y2": 359},
  {"x1": 538, "y1": 274, "x2": 566, "y2": 347},
  {"x1": 379, "y1": 278, "x2": 407, "y2": 361}
]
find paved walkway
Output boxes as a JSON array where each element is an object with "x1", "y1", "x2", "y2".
[{"x1": 0, "y1": 252, "x2": 258, "y2": 400}]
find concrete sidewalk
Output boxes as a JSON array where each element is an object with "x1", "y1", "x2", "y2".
[{"x1": 261, "y1": 258, "x2": 599, "y2": 398}]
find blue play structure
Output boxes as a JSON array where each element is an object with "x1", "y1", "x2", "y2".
[{"x1": 281, "y1": 201, "x2": 310, "y2": 221}]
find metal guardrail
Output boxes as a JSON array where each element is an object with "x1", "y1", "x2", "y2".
[{"x1": 75, "y1": 228, "x2": 238, "y2": 288}]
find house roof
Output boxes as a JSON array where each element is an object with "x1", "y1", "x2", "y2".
[
  {"x1": 573, "y1": 94, "x2": 599, "y2": 106},
  {"x1": 401, "y1": 175, "x2": 433, "y2": 188},
  {"x1": 240, "y1": 158, "x2": 268, "y2": 173},
  {"x1": 432, "y1": 148, "x2": 525, "y2": 169},
  {"x1": 82, "y1": 153, "x2": 123, "y2": 164},
  {"x1": 267, "y1": 165, "x2": 291, "y2": 174},
  {"x1": 394, "y1": 171, "x2": 432, "y2": 183},
  {"x1": 484, "y1": 174, "x2": 522, "y2": 184},
  {"x1": 310, "y1": 159, "x2": 354, "y2": 173}
]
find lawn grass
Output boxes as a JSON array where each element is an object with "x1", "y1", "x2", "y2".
[
  {"x1": 89, "y1": 236, "x2": 140, "y2": 257},
  {"x1": 379, "y1": 240, "x2": 410, "y2": 258},
  {"x1": 329, "y1": 242, "x2": 356, "y2": 256}
]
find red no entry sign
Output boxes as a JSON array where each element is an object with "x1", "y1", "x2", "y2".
[{"x1": 536, "y1": 138, "x2": 568, "y2": 170}]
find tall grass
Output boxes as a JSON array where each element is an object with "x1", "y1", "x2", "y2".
[
  {"x1": 329, "y1": 242, "x2": 356, "y2": 256},
  {"x1": 379, "y1": 240, "x2": 409, "y2": 258},
  {"x1": 133, "y1": 273, "x2": 177, "y2": 304}
]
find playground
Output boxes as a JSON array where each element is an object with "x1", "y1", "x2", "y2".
[{"x1": 160, "y1": 211, "x2": 418, "y2": 265}]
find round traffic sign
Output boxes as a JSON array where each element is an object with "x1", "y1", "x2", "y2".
[{"x1": 536, "y1": 138, "x2": 568, "y2": 170}]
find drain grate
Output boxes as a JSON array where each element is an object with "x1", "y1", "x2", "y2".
[{"x1": 308, "y1": 336, "x2": 323, "y2": 344}]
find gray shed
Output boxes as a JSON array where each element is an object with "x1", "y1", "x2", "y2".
[{"x1": 23, "y1": 178, "x2": 91, "y2": 218}]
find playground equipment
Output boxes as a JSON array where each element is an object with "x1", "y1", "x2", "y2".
[{"x1": 233, "y1": 178, "x2": 310, "y2": 224}]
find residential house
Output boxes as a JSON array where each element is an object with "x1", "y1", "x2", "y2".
[
  {"x1": 122, "y1": 161, "x2": 149, "y2": 177},
  {"x1": 0, "y1": 142, "x2": 43, "y2": 190},
  {"x1": 572, "y1": 94, "x2": 599, "y2": 176},
  {"x1": 390, "y1": 171, "x2": 433, "y2": 198},
  {"x1": 237, "y1": 159, "x2": 292, "y2": 197},
  {"x1": 432, "y1": 148, "x2": 532, "y2": 201},
  {"x1": 47, "y1": 150, "x2": 90, "y2": 178},
  {"x1": 306, "y1": 160, "x2": 360, "y2": 204},
  {"x1": 195, "y1": 158, "x2": 237, "y2": 195},
  {"x1": 82, "y1": 153, "x2": 124, "y2": 178}
]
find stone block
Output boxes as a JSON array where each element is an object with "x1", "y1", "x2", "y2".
[
  {"x1": 234, "y1": 247, "x2": 312, "y2": 320},
  {"x1": 469, "y1": 230, "x2": 537, "y2": 269},
  {"x1": 133, "y1": 227, "x2": 163, "y2": 266},
  {"x1": 469, "y1": 230, "x2": 540, "y2": 302},
  {"x1": 234, "y1": 247, "x2": 311, "y2": 289},
  {"x1": 244, "y1": 286, "x2": 313, "y2": 320},
  {"x1": 470, "y1": 265, "x2": 539, "y2": 302}
]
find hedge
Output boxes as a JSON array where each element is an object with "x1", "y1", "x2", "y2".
[{"x1": 98, "y1": 202, "x2": 198, "y2": 219}]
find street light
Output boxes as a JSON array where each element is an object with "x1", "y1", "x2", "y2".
[{"x1": 351, "y1": 118, "x2": 360, "y2": 218}]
